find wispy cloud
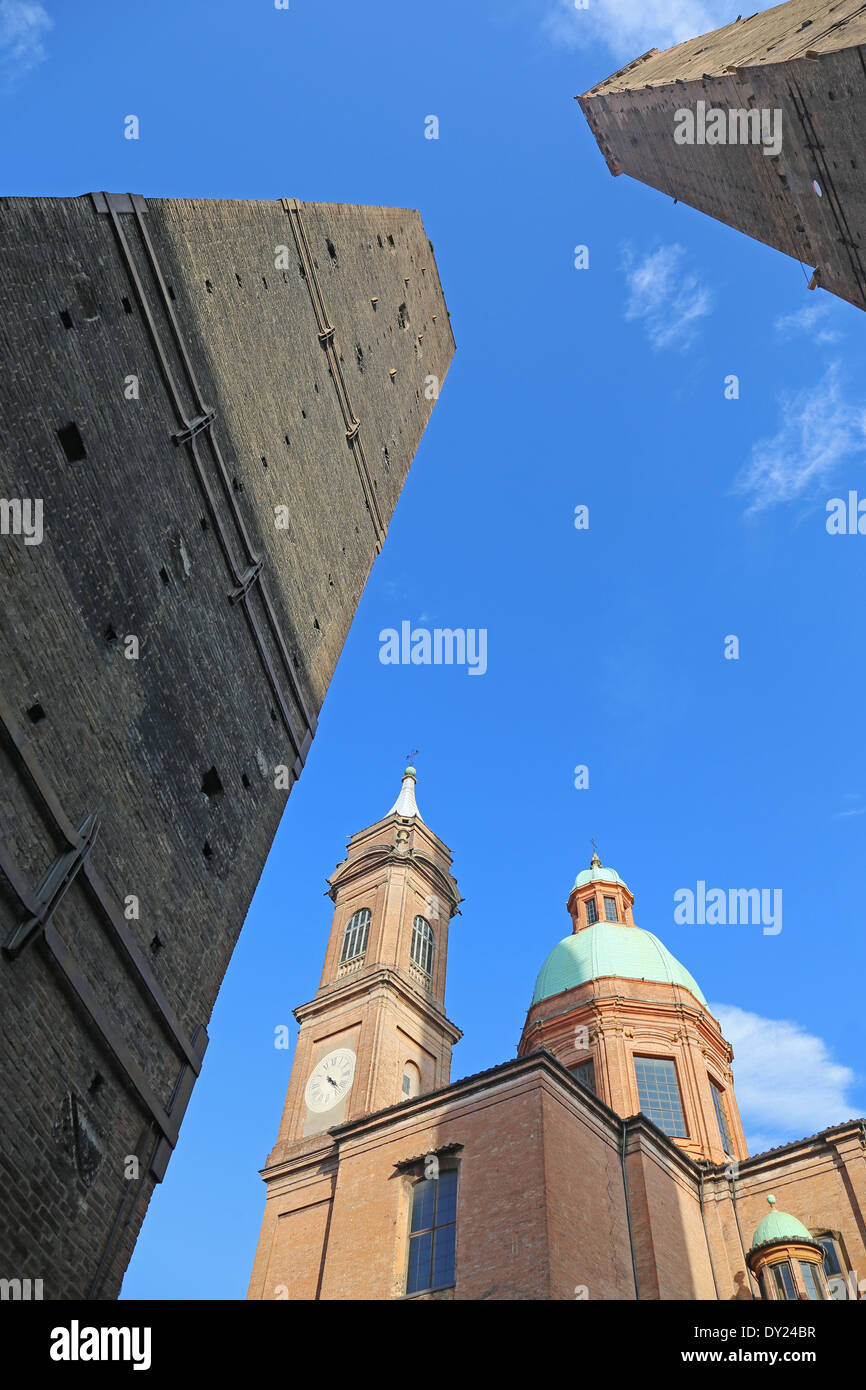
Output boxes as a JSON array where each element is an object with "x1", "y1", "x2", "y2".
[
  {"x1": 713, "y1": 1004, "x2": 858, "y2": 1154},
  {"x1": 0, "y1": 0, "x2": 51, "y2": 87},
  {"x1": 775, "y1": 300, "x2": 841, "y2": 346},
  {"x1": 623, "y1": 244, "x2": 713, "y2": 351},
  {"x1": 544, "y1": 0, "x2": 733, "y2": 61},
  {"x1": 733, "y1": 363, "x2": 866, "y2": 514},
  {"x1": 833, "y1": 793, "x2": 866, "y2": 820}
]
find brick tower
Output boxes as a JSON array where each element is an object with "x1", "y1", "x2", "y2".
[
  {"x1": 248, "y1": 768, "x2": 462, "y2": 1296},
  {"x1": 0, "y1": 195, "x2": 454, "y2": 1298},
  {"x1": 579, "y1": 0, "x2": 866, "y2": 310},
  {"x1": 519, "y1": 853, "x2": 748, "y2": 1165},
  {"x1": 271, "y1": 767, "x2": 462, "y2": 1140}
]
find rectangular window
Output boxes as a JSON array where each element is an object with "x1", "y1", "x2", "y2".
[
  {"x1": 710, "y1": 1079, "x2": 733, "y2": 1154},
  {"x1": 634, "y1": 1056, "x2": 687, "y2": 1138},
  {"x1": 771, "y1": 1262, "x2": 796, "y2": 1300},
  {"x1": 817, "y1": 1234, "x2": 843, "y2": 1278},
  {"x1": 406, "y1": 1169, "x2": 458, "y2": 1295},
  {"x1": 603, "y1": 897, "x2": 617, "y2": 922},
  {"x1": 570, "y1": 1059, "x2": 596, "y2": 1095},
  {"x1": 585, "y1": 898, "x2": 598, "y2": 925},
  {"x1": 799, "y1": 1261, "x2": 826, "y2": 1301}
]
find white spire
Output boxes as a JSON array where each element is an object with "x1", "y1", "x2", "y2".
[{"x1": 388, "y1": 766, "x2": 423, "y2": 820}]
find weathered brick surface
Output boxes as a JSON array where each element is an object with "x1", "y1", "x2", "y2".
[
  {"x1": 579, "y1": 0, "x2": 866, "y2": 310},
  {"x1": 0, "y1": 194, "x2": 454, "y2": 1299}
]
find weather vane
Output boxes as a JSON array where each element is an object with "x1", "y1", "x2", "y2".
[{"x1": 405, "y1": 748, "x2": 419, "y2": 764}]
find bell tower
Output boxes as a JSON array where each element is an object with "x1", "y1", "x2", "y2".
[{"x1": 267, "y1": 767, "x2": 463, "y2": 1151}]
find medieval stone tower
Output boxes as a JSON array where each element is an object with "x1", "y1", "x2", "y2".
[
  {"x1": 0, "y1": 195, "x2": 454, "y2": 1298},
  {"x1": 579, "y1": 0, "x2": 866, "y2": 310}
]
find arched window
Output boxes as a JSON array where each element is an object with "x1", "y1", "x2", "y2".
[
  {"x1": 340, "y1": 908, "x2": 370, "y2": 964},
  {"x1": 410, "y1": 915, "x2": 434, "y2": 976},
  {"x1": 401, "y1": 1061, "x2": 421, "y2": 1100}
]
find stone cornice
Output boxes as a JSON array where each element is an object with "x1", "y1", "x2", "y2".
[
  {"x1": 711, "y1": 1118, "x2": 866, "y2": 1176},
  {"x1": 294, "y1": 966, "x2": 463, "y2": 1043}
]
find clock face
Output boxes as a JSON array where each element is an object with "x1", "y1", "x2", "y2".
[{"x1": 304, "y1": 1048, "x2": 356, "y2": 1113}]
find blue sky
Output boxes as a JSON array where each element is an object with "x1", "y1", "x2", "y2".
[{"x1": 3, "y1": 0, "x2": 864, "y2": 1298}]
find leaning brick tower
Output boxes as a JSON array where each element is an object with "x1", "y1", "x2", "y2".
[
  {"x1": 579, "y1": 0, "x2": 866, "y2": 309},
  {"x1": 0, "y1": 194, "x2": 454, "y2": 1297}
]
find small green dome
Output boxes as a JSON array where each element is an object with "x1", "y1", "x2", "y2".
[
  {"x1": 573, "y1": 863, "x2": 628, "y2": 890},
  {"x1": 750, "y1": 1196, "x2": 814, "y2": 1251},
  {"x1": 531, "y1": 922, "x2": 706, "y2": 1007}
]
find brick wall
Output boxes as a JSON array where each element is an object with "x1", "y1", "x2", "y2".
[
  {"x1": 579, "y1": 0, "x2": 866, "y2": 310},
  {"x1": 0, "y1": 193, "x2": 454, "y2": 1298}
]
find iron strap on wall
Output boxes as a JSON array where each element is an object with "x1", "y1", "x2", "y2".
[
  {"x1": 787, "y1": 76, "x2": 866, "y2": 309},
  {"x1": 92, "y1": 190, "x2": 316, "y2": 780},
  {"x1": 282, "y1": 196, "x2": 387, "y2": 554},
  {"x1": 0, "y1": 697, "x2": 208, "y2": 1174}
]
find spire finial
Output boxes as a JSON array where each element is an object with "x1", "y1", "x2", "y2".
[
  {"x1": 590, "y1": 837, "x2": 602, "y2": 868},
  {"x1": 767, "y1": 1194, "x2": 776, "y2": 1207},
  {"x1": 387, "y1": 762, "x2": 423, "y2": 820}
]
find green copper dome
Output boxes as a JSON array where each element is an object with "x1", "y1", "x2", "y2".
[
  {"x1": 750, "y1": 1197, "x2": 814, "y2": 1251},
  {"x1": 531, "y1": 922, "x2": 707, "y2": 1007},
  {"x1": 573, "y1": 863, "x2": 628, "y2": 890}
]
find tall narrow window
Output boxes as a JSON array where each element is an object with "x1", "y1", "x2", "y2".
[
  {"x1": 770, "y1": 1262, "x2": 796, "y2": 1300},
  {"x1": 634, "y1": 1056, "x2": 687, "y2": 1138},
  {"x1": 410, "y1": 915, "x2": 434, "y2": 976},
  {"x1": 799, "y1": 1262, "x2": 826, "y2": 1301},
  {"x1": 585, "y1": 898, "x2": 598, "y2": 925},
  {"x1": 339, "y1": 908, "x2": 370, "y2": 963},
  {"x1": 816, "y1": 1235, "x2": 846, "y2": 1297},
  {"x1": 603, "y1": 896, "x2": 617, "y2": 921},
  {"x1": 710, "y1": 1079, "x2": 733, "y2": 1154},
  {"x1": 406, "y1": 1168, "x2": 458, "y2": 1295}
]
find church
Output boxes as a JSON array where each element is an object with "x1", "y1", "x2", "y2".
[{"x1": 247, "y1": 769, "x2": 865, "y2": 1301}]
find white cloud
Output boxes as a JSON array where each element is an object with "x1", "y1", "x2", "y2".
[
  {"x1": 712, "y1": 1003, "x2": 858, "y2": 1154},
  {"x1": 775, "y1": 300, "x2": 841, "y2": 346},
  {"x1": 733, "y1": 363, "x2": 866, "y2": 514},
  {"x1": 544, "y1": 0, "x2": 734, "y2": 61},
  {"x1": 0, "y1": 1, "x2": 51, "y2": 83},
  {"x1": 623, "y1": 243, "x2": 713, "y2": 351}
]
